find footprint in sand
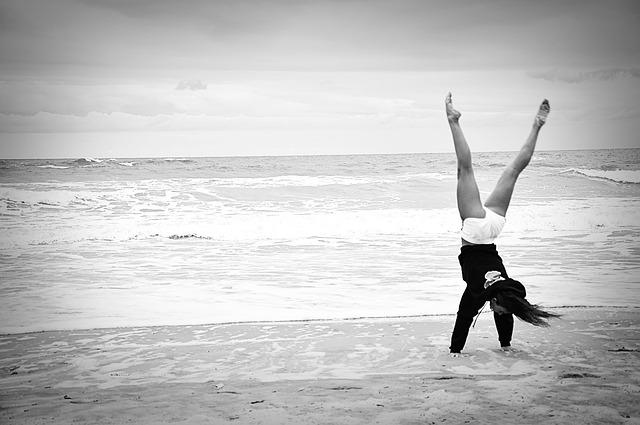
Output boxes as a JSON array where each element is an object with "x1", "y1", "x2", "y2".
[{"x1": 444, "y1": 348, "x2": 536, "y2": 376}]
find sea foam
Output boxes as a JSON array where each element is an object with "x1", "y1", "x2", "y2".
[{"x1": 1, "y1": 150, "x2": 639, "y2": 333}]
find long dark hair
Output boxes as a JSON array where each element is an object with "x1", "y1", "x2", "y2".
[{"x1": 496, "y1": 291, "x2": 561, "y2": 326}]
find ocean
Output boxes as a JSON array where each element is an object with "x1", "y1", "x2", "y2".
[{"x1": 1, "y1": 149, "x2": 639, "y2": 334}]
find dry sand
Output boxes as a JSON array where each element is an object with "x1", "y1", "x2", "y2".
[{"x1": 1, "y1": 307, "x2": 639, "y2": 424}]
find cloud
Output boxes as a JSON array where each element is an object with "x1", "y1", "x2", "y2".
[
  {"x1": 0, "y1": 75, "x2": 428, "y2": 123},
  {"x1": 0, "y1": 109, "x2": 435, "y2": 135},
  {"x1": 528, "y1": 68, "x2": 640, "y2": 84},
  {"x1": 4, "y1": 0, "x2": 638, "y2": 77},
  {"x1": 0, "y1": 74, "x2": 433, "y2": 134},
  {"x1": 175, "y1": 80, "x2": 207, "y2": 91}
]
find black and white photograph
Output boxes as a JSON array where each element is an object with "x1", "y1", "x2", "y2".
[{"x1": 1, "y1": 0, "x2": 639, "y2": 423}]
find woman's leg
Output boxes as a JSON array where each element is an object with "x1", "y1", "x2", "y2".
[
  {"x1": 484, "y1": 99, "x2": 550, "y2": 217},
  {"x1": 446, "y1": 93, "x2": 485, "y2": 220}
]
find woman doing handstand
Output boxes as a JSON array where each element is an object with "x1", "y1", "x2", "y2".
[{"x1": 445, "y1": 93, "x2": 559, "y2": 356}]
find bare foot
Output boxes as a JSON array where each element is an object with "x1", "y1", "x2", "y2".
[
  {"x1": 535, "y1": 99, "x2": 550, "y2": 127},
  {"x1": 445, "y1": 92, "x2": 461, "y2": 123}
]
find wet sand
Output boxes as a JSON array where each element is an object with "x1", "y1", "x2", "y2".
[{"x1": 1, "y1": 307, "x2": 639, "y2": 424}]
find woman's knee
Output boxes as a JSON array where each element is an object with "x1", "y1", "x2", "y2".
[
  {"x1": 497, "y1": 166, "x2": 520, "y2": 185},
  {"x1": 457, "y1": 163, "x2": 473, "y2": 178}
]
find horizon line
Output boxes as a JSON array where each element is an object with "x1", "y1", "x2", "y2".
[{"x1": 0, "y1": 147, "x2": 634, "y2": 161}]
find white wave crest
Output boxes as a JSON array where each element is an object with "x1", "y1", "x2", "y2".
[
  {"x1": 37, "y1": 164, "x2": 70, "y2": 169},
  {"x1": 561, "y1": 168, "x2": 640, "y2": 184},
  {"x1": 209, "y1": 172, "x2": 452, "y2": 188},
  {"x1": 504, "y1": 198, "x2": 640, "y2": 235},
  {"x1": 3, "y1": 196, "x2": 639, "y2": 249},
  {"x1": 0, "y1": 187, "x2": 85, "y2": 207},
  {"x1": 0, "y1": 208, "x2": 462, "y2": 248},
  {"x1": 78, "y1": 157, "x2": 103, "y2": 163}
]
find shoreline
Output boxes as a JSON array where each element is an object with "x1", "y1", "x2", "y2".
[
  {"x1": 2, "y1": 306, "x2": 639, "y2": 424},
  {"x1": 2, "y1": 304, "x2": 636, "y2": 337}
]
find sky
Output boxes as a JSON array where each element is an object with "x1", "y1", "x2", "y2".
[{"x1": 0, "y1": 0, "x2": 639, "y2": 158}]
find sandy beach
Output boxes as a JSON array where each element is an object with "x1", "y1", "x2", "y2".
[{"x1": 1, "y1": 307, "x2": 639, "y2": 424}]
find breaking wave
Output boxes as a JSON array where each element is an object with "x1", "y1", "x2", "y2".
[{"x1": 559, "y1": 168, "x2": 640, "y2": 184}]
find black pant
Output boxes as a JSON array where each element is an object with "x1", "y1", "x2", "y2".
[{"x1": 449, "y1": 287, "x2": 514, "y2": 352}]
